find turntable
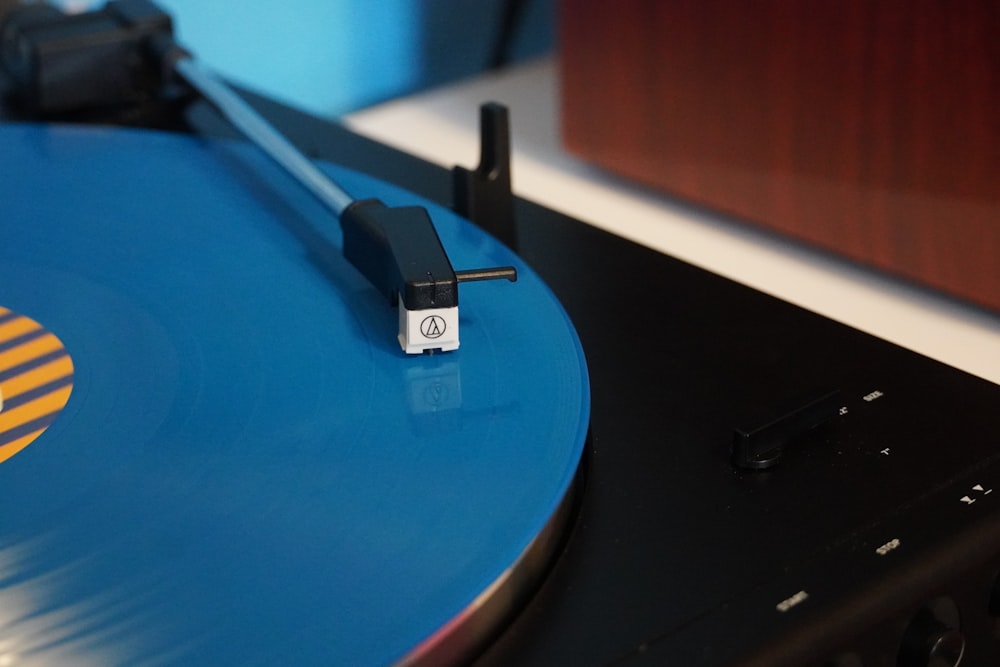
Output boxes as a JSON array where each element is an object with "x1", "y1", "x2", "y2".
[{"x1": 2, "y1": 2, "x2": 1000, "y2": 666}]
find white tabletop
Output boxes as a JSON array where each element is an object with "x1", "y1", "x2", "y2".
[{"x1": 345, "y1": 58, "x2": 1000, "y2": 385}]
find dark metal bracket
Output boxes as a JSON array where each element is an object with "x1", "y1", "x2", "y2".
[{"x1": 452, "y1": 102, "x2": 518, "y2": 251}]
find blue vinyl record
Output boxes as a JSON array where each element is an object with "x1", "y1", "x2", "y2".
[{"x1": 0, "y1": 124, "x2": 589, "y2": 665}]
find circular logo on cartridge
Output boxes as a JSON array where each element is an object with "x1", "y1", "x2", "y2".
[
  {"x1": 420, "y1": 315, "x2": 447, "y2": 339},
  {"x1": 0, "y1": 307, "x2": 74, "y2": 464}
]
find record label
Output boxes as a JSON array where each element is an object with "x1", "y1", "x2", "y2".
[{"x1": 0, "y1": 307, "x2": 74, "y2": 464}]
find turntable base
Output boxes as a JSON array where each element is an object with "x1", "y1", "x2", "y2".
[{"x1": 2, "y1": 45, "x2": 1000, "y2": 666}]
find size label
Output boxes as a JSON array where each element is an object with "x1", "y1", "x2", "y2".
[{"x1": 0, "y1": 307, "x2": 74, "y2": 464}]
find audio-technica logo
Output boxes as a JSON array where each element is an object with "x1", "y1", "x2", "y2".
[{"x1": 419, "y1": 315, "x2": 447, "y2": 339}]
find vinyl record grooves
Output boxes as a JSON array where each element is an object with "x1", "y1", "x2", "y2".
[{"x1": 0, "y1": 124, "x2": 589, "y2": 665}]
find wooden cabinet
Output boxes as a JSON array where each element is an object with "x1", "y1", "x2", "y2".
[{"x1": 560, "y1": 1, "x2": 999, "y2": 311}]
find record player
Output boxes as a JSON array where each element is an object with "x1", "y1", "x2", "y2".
[{"x1": 2, "y1": 2, "x2": 1000, "y2": 665}]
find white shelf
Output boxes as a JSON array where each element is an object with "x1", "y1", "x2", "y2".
[{"x1": 346, "y1": 58, "x2": 1000, "y2": 385}]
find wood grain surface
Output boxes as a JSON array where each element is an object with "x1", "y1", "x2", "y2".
[{"x1": 560, "y1": 0, "x2": 999, "y2": 311}]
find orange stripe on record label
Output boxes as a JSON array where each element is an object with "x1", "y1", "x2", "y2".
[
  {"x1": 0, "y1": 314, "x2": 42, "y2": 343},
  {"x1": 1, "y1": 356, "x2": 74, "y2": 401},
  {"x1": 0, "y1": 308, "x2": 74, "y2": 463},
  {"x1": 0, "y1": 428, "x2": 47, "y2": 464},
  {"x1": 0, "y1": 333, "x2": 64, "y2": 373}
]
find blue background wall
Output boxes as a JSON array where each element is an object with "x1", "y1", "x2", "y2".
[{"x1": 57, "y1": 0, "x2": 555, "y2": 117}]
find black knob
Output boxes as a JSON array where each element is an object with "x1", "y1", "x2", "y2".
[{"x1": 897, "y1": 606, "x2": 965, "y2": 667}]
